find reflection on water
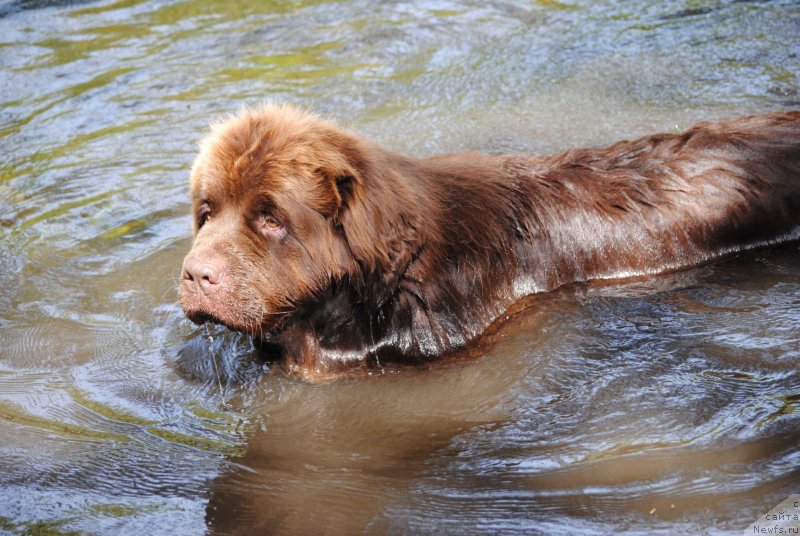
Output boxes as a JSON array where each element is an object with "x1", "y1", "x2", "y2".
[{"x1": 0, "y1": 0, "x2": 799, "y2": 534}]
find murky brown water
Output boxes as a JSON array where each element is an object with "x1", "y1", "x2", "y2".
[{"x1": 1, "y1": 1, "x2": 799, "y2": 534}]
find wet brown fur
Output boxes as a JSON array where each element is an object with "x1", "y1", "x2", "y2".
[{"x1": 180, "y1": 105, "x2": 800, "y2": 378}]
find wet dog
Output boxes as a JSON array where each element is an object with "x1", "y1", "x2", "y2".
[{"x1": 180, "y1": 105, "x2": 800, "y2": 377}]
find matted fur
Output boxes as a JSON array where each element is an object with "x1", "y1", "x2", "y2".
[{"x1": 180, "y1": 105, "x2": 800, "y2": 377}]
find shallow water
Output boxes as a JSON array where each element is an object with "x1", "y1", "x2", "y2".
[{"x1": 1, "y1": 0, "x2": 799, "y2": 534}]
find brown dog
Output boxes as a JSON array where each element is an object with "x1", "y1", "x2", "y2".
[{"x1": 180, "y1": 105, "x2": 800, "y2": 377}]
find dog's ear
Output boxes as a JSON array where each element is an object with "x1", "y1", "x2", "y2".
[{"x1": 320, "y1": 131, "x2": 421, "y2": 308}]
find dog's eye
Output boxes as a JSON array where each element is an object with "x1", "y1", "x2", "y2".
[
  {"x1": 197, "y1": 205, "x2": 212, "y2": 228},
  {"x1": 198, "y1": 213, "x2": 210, "y2": 227},
  {"x1": 262, "y1": 215, "x2": 282, "y2": 229},
  {"x1": 257, "y1": 213, "x2": 285, "y2": 236}
]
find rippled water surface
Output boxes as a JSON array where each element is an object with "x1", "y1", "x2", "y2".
[{"x1": 1, "y1": 1, "x2": 799, "y2": 534}]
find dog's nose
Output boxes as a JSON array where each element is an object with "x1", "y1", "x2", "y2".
[{"x1": 182, "y1": 255, "x2": 224, "y2": 294}]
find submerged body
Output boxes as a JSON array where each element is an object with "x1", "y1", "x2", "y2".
[{"x1": 179, "y1": 107, "x2": 800, "y2": 377}]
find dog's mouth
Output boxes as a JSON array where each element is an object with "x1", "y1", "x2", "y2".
[
  {"x1": 183, "y1": 304, "x2": 288, "y2": 340},
  {"x1": 184, "y1": 309, "x2": 222, "y2": 327},
  {"x1": 179, "y1": 279, "x2": 293, "y2": 338}
]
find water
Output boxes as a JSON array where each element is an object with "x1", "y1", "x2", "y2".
[{"x1": 1, "y1": 0, "x2": 799, "y2": 534}]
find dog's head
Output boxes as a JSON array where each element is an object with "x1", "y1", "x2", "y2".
[{"x1": 179, "y1": 104, "x2": 420, "y2": 337}]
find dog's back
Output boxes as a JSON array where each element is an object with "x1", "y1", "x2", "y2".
[{"x1": 508, "y1": 111, "x2": 800, "y2": 289}]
